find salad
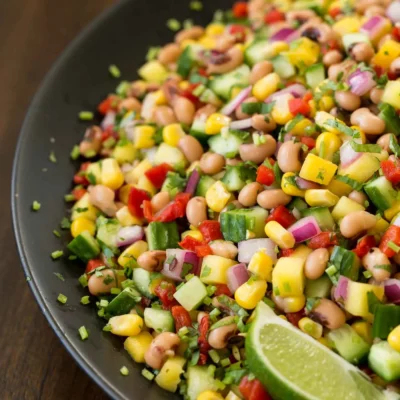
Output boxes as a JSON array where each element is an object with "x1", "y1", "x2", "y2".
[{"x1": 56, "y1": 0, "x2": 400, "y2": 398}]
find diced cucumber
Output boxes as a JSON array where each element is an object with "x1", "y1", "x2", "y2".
[
  {"x1": 67, "y1": 231, "x2": 100, "y2": 262},
  {"x1": 155, "y1": 143, "x2": 187, "y2": 169},
  {"x1": 132, "y1": 268, "x2": 154, "y2": 299},
  {"x1": 177, "y1": 44, "x2": 203, "y2": 78},
  {"x1": 161, "y1": 172, "x2": 187, "y2": 199},
  {"x1": 379, "y1": 103, "x2": 400, "y2": 134},
  {"x1": 305, "y1": 63, "x2": 326, "y2": 90},
  {"x1": 369, "y1": 341, "x2": 400, "y2": 381},
  {"x1": 271, "y1": 55, "x2": 296, "y2": 79},
  {"x1": 301, "y1": 207, "x2": 335, "y2": 231},
  {"x1": 244, "y1": 40, "x2": 276, "y2": 66},
  {"x1": 96, "y1": 216, "x2": 120, "y2": 251},
  {"x1": 106, "y1": 287, "x2": 141, "y2": 316},
  {"x1": 342, "y1": 33, "x2": 370, "y2": 53},
  {"x1": 196, "y1": 175, "x2": 216, "y2": 197},
  {"x1": 199, "y1": 88, "x2": 222, "y2": 107},
  {"x1": 144, "y1": 308, "x2": 174, "y2": 333},
  {"x1": 187, "y1": 366, "x2": 219, "y2": 400},
  {"x1": 372, "y1": 304, "x2": 400, "y2": 339},
  {"x1": 220, "y1": 207, "x2": 268, "y2": 242},
  {"x1": 327, "y1": 324, "x2": 370, "y2": 364},
  {"x1": 173, "y1": 276, "x2": 208, "y2": 311},
  {"x1": 147, "y1": 221, "x2": 179, "y2": 251},
  {"x1": 364, "y1": 176, "x2": 397, "y2": 211},
  {"x1": 330, "y1": 246, "x2": 360, "y2": 281},
  {"x1": 209, "y1": 65, "x2": 250, "y2": 99},
  {"x1": 208, "y1": 132, "x2": 244, "y2": 158},
  {"x1": 288, "y1": 197, "x2": 308, "y2": 212},
  {"x1": 221, "y1": 164, "x2": 256, "y2": 192},
  {"x1": 190, "y1": 116, "x2": 209, "y2": 146},
  {"x1": 305, "y1": 275, "x2": 332, "y2": 298}
]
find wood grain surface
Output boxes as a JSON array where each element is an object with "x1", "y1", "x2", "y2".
[{"x1": 0, "y1": 1, "x2": 114, "y2": 399}]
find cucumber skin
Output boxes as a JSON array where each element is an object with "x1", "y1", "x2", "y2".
[
  {"x1": 147, "y1": 221, "x2": 179, "y2": 251},
  {"x1": 67, "y1": 231, "x2": 100, "y2": 262},
  {"x1": 144, "y1": 308, "x2": 174, "y2": 333}
]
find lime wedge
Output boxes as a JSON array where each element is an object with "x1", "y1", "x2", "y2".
[{"x1": 246, "y1": 302, "x2": 390, "y2": 400}]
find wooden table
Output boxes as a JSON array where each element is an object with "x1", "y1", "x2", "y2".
[{"x1": 0, "y1": 1, "x2": 114, "y2": 398}]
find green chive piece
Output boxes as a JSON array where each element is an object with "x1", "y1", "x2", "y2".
[
  {"x1": 110, "y1": 287, "x2": 121, "y2": 295},
  {"x1": 32, "y1": 201, "x2": 41, "y2": 211},
  {"x1": 84, "y1": 149, "x2": 96, "y2": 158},
  {"x1": 57, "y1": 293, "x2": 67, "y2": 304},
  {"x1": 81, "y1": 296, "x2": 90, "y2": 305},
  {"x1": 167, "y1": 18, "x2": 181, "y2": 32},
  {"x1": 220, "y1": 358, "x2": 231, "y2": 367},
  {"x1": 49, "y1": 151, "x2": 57, "y2": 163},
  {"x1": 64, "y1": 194, "x2": 76, "y2": 202},
  {"x1": 109, "y1": 64, "x2": 121, "y2": 78},
  {"x1": 388, "y1": 241, "x2": 400, "y2": 253},
  {"x1": 51, "y1": 250, "x2": 64, "y2": 260},
  {"x1": 78, "y1": 326, "x2": 89, "y2": 340},
  {"x1": 60, "y1": 217, "x2": 71, "y2": 229},
  {"x1": 79, "y1": 111, "x2": 94, "y2": 121},
  {"x1": 120, "y1": 366, "x2": 129, "y2": 376},
  {"x1": 103, "y1": 137, "x2": 116, "y2": 149},
  {"x1": 190, "y1": 0, "x2": 203, "y2": 10},
  {"x1": 142, "y1": 368, "x2": 155, "y2": 381},
  {"x1": 99, "y1": 299, "x2": 109, "y2": 308},
  {"x1": 54, "y1": 272, "x2": 65, "y2": 281},
  {"x1": 146, "y1": 47, "x2": 161, "y2": 62},
  {"x1": 103, "y1": 323, "x2": 112, "y2": 332},
  {"x1": 69, "y1": 255, "x2": 77, "y2": 261},
  {"x1": 53, "y1": 230, "x2": 61, "y2": 238},
  {"x1": 363, "y1": 270, "x2": 373, "y2": 279},
  {"x1": 208, "y1": 349, "x2": 220, "y2": 363},
  {"x1": 116, "y1": 81, "x2": 131, "y2": 97},
  {"x1": 183, "y1": 19, "x2": 194, "y2": 29},
  {"x1": 70, "y1": 145, "x2": 80, "y2": 160}
]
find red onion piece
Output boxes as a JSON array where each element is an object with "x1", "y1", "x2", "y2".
[
  {"x1": 286, "y1": 29, "x2": 301, "y2": 42},
  {"x1": 295, "y1": 177, "x2": 321, "y2": 190},
  {"x1": 116, "y1": 226, "x2": 144, "y2": 247},
  {"x1": 361, "y1": 15, "x2": 387, "y2": 40},
  {"x1": 227, "y1": 263, "x2": 250, "y2": 293},
  {"x1": 185, "y1": 169, "x2": 200, "y2": 196},
  {"x1": 183, "y1": 251, "x2": 201, "y2": 276},
  {"x1": 238, "y1": 238, "x2": 277, "y2": 264},
  {"x1": 393, "y1": 215, "x2": 400, "y2": 227},
  {"x1": 288, "y1": 216, "x2": 321, "y2": 243},
  {"x1": 266, "y1": 84, "x2": 307, "y2": 103},
  {"x1": 340, "y1": 141, "x2": 362, "y2": 168},
  {"x1": 161, "y1": 249, "x2": 186, "y2": 281},
  {"x1": 387, "y1": 2, "x2": 400, "y2": 23},
  {"x1": 221, "y1": 86, "x2": 252, "y2": 116},
  {"x1": 101, "y1": 111, "x2": 116, "y2": 129},
  {"x1": 384, "y1": 279, "x2": 400, "y2": 304},
  {"x1": 230, "y1": 118, "x2": 253, "y2": 130},
  {"x1": 270, "y1": 28, "x2": 297, "y2": 42},
  {"x1": 347, "y1": 69, "x2": 376, "y2": 96},
  {"x1": 334, "y1": 276, "x2": 350, "y2": 302}
]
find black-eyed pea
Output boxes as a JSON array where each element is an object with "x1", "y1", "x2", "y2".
[
  {"x1": 173, "y1": 96, "x2": 196, "y2": 125},
  {"x1": 118, "y1": 97, "x2": 142, "y2": 113},
  {"x1": 238, "y1": 182, "x2": 264, "y2": 207},
  {"x1": 250, "y1": 61, "x2": 274, "y2": 84},
  {"x1": 340, "y1": 211, "x2": 377, "y2": 238},
  {"x1": 88, "y1": 185, "x2": 117, "y2": 217},
  {"x1": 257, "y1": 189, "x2": 292, "y2": 209},
  {"x1": 239, "y1": 135, "x2": 277, "y2": 163},
  {"x1": 362, "y1": 247, "x2": 391, "y2": 282},
  {"x1": 88, "y1": 269, "x2": 117, "y2": 296},
  {"x1": 153, "y1": 106, "x2": 177, "y2": 126},
  {"x1": 335, "y1": 91, "x2": 361, "y2": 112},
  {"x1": 370, "y1": 87, "x2": 384, "y2": 104},
  {"x1": 158, "y1": 43, "x2": 182, "y2": 65},
  {"x1": 350, "y1": 42, "x2": 375, "y2": 63},
  {"x1": 308, "y1": 298, "x2": 346, "y2": 330},
  {"x1": 178, "y1": 135, "x2": 204, "y2": 162},
  {"x1": 175, "y1": 26, "x2": 204, "y2": 44},
  {"x1": 350, "y1": 108, "x2": 385, "y2": 135},
  {"x1": 199, "y1": 152, "x2": 225, "y2": 175},
  {"x1": 251, "y1": 114, "x2": 276, "y2": 131},
  {"x1": 277, "y1": 141, "x2": 302, "y2": 173},
  {"x1": 305, "y1": 248, "x2": 330, "y2": 280},
  {"x1": 209, "y1": 240, "x2": 238, "y2": 259},
  {"x1": 151, "y1": 192, "x2": 170, "y2": 213},
  {"x1": 144, "y1": 332, "x2": 181, "y2": 370},
  {"x1": 137, "y1": 251, "x2": 166, "y2": 272},
  {"x1": 322, "y1": 50, "x2": 343, "y2": 67},
  {"x1": 207, "y1": 46, "x2": 244, "y2": 75},
  {"x1": 377, "y1": 133, "x2": 394, "y2": 153},
  {"x1": 186, "y1": 196, "x2": 207, "y2": 227},
  {"x1": 208, "y1": 317, "x2": 237, "y2": 349},
  {"x1": 79, "y1": 126, "x2": 103, "y2": 156}
]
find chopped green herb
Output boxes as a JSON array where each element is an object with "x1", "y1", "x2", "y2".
[
  {"x1": 51, "y1": 250, "x2": 64, "y2": 260},
  {"x1": 363, "y1": 270, "x2": 373, "y2": 279},
  {"x1": 146, "y1": 47, "x2": 161, "y2": 62},
  {"x1": 109, "y1": 64, "x2": 121, "y2": 78},
  {"x1": 53, "y1": 229, "x2": 61, "y2": 238},
  {"x1": 70, "y1": 145, "x2": 80, "y2": 160},
  {"x1": 103, "y1": 323, "x2": 112, "y2": 332},
  {"x1": 190, "y1": 0, "x2": 203, "y2": 11},
  {"x1": 87, "y1": 172, "x2": 97, "y2": 185},
  {"x1": 167, "y1": 18, "x2": 181, "y2": 31},
  {"x1": 120, "y1": 366, "x2": 129, "y2": 376},
  {"x1": 111, "y1": 287, "x2": 121, "y2": 295},
  {"x1": 60, "y1": 217, "x2": 71, "y2": 229},
  {"x1": 183, "y1": 19, "x2": 194, "y2": 29},
  {"x1": 78, "y1": 111, "x2": 94, "y2": 121},
  {"x1": 57, "y1": 293, "x2": 67, "y2": 304},
  {"x1": 349, "y1": 141, "x2": 381, "y2": 153},
  {"x1": 201, "y1": 265, "x2": 211, "y2": 278},
  {"x1": 54, "y1": 272, "x2": 65, "y2": 281},
  {"x1": 389, "y1": 134, "x2": 400, "y2": 157},
  {"x1": 335, "y1": 175, "x2": 364, "y2": 191},
  {"x1": 374, "y1": 264, "x2": 392, "y2": 272},
  {"x1": 49, "y1": 151, "x2": 57, "y2": 163},
  {"x1": 75, "y1": 207, "x2": 88, "y2": 213},
  {"x1": 64, "y1": 194, "x2": 75, "y2": 202},
  {"x1": 79, "y1": 274, "x2": 88, "y2": 288},
  {"x1": 81, "y1": 296, "x2": 90, "y2": 305},
  {"x1": 69, "y1": 255, "x2": 78, "y2": 261},
  {"x1": 32, "y1": 200, "x2": 41, "y2": 211},
  {"x1": 142, "y1": 368, "x2": 155, "y2": 381},
  {"x1": 78, "y1": 326, "x2": 89, "y2": 340}
]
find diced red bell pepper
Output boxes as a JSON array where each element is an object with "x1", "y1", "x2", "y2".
[
  {"x1": 256, "y1": 165, "x2": 275, "y2": 186},
  {"x1": 266, "y1": 205, "x2": 296, "y2": 229},
  {"x1": 179, "y1": 235, "x2": 204, "y2": 251},
  {"x1": 195, "y1": 244, "x2": 213, "y2": 257},
  {"x1": 180, "y1": 83, "x2": 202, "y2": 107},
  {"x1": 303, "y1": 92, "x2": 313, "y2": 102},
  {"x1": 328, "y1": 7, "x2": 341, "y2": 18},
  {"x1": 154, "y1": 282, "x2": 178, "y2": 310},
  {"x1": 198, "y1": 220, "x2": 223, "y2": 242},
  {"x1": 239, "y1": 376, "x2": 272, "y2": 400},
  {"x1": 228, "y1": 24, "x2": 247, "y2": 42},
  {"x1": 381, "y1": 159, "x2": 400, "y2": 185},
  {"x1": 373, "y1": 65, "x2": 385, "y2": 78},
  {"x1": 144, "y1": 163, "x2": 173, "y2": 189},
  {"x1": 353, "y1": 235, "x2": 376, "y2": 258},
  {"x1": 308, "y1": 232, "x2": 338, "y2": 249},
  {"x1": 198, "y1": 68, "x2": 208, "y2": 77},
  {"x1": 214, "y1": 284, "x2": 232, "y2": 297},
  {"x1": 379, "y1": 225, "x2": 400, "y2": 257},
  {"x1": 232, "y1": 1, "x2": 248, "y2": 18},
  {"x1": 72, "y1": 187, "x2": 87, "y2": 201},
  {"x1": 73, "y1": 174, "x2": 89, "y2": 186},
  {"x1": 264, "y1": 9, "x2": 285, "y2": 24},
  {"x1": 149, "y1": 192, "x2": 191, "y2": 223},
  {"x1": 288, "y1": 98, "x2": 311, "y2": 116},
  {"x1": 286, "y1": 309, "x2": 306, "y2": 327},
  {"x1": 198, "y1": 314, "x2": 211, "y2": 353},
  {"x1": 393, "y1": 26, "x2": 400, "y2": 41},
  {"x1": 85, "y1": 259, "x2": 105, "y2": 275},
  {"x1": 300, "y1": 136, "x2": 316, "y2": 150},
  {"x1": 97, "y1": 95, "x2": 118, "y2": 115},
  {"x1": 171, "y1": 306, "x2": 192, "y2": 331},
  {"x1": 280, "y1": 248, "x2": 295, "y2": 257},
  {"x1": 127, "y1": 187, "x2": 151, "y2": 219},
  {"x1": 320, "y1": 39, "x2": 339, "y2": 55}
]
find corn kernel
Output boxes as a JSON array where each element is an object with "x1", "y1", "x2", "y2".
[
  {"x1": 100, "y1": 158, "x2": 125, "y2": 190},
  {"x1": 205, "y1": 23, "x2": 225, "y2": 36},
  {"x1": 332, "y1": 16, "x2": 361, "y2": 35},
  {"x1": 109, "y1": 314, "x2": 144, "y2": 336},
  {"x1": 264, "y1": 221, "x2": 295, "y2": 249},
  {"x1": 198, "y1": 391, "x2": 224, "y2": 400},
  {"x1": 136, "y1": 175, "x2": 157, "y2": 196},
  {"x1": 153, "y1": 89, "x2": 167, "y2": 105},
  {"x1": 305, "y1": 189, "x2": 339, "y2": 207},
  {"x1": 113, "y1": 141, "x2": 137, "y2": 164},
  {"x1": 282, "y1": 172, "x2": 306, "y2": 197},
  {"x1": 70, "y1": 217, "x2": 96, "y2": 238},
  {"x1": 163, "y1": 124, "x2": 186, "y2": 147},
  {"x1": 205, "y1": 113, "x2": 231, "y2": 135},
  {"x1": 118, "y1": 240, "x2": 148, "y2": 267},
  {"x1": 271, "y1": 41, "x2": 289, "y2": 53},
  {"x1": 133, "y1": 125, "x2": 156, "y2": 149},
  {"x1": 138, "y1": 61, "x2": 168, "y2": 83},
  {"x1": 271, "y1": 93, "x2": 295, "y2": 125},
  {"x1": 316, "y1": 132, "x2": 342, "y2": 161},
  {"x1": 318, "y1": 337, "x2": 332, "y2": 348},
  {"x1": 351, "y1": 321, "x2": 373, "y2": 344},
  {"x1": 205, "y1": 181, "x2": 231, "y2": 212},
  {"x1": 281, "y1": 295, "x2": 306, "y2": 313},
  {"x1": 299, "y1": 317, "x2": 323, "y2": 339},
  {"x1": 318, "y1": 96, "x2": 335, "y2": 112},
  {"x1": 272, "y1": 257, "x2": 305, "y2": 297},
  {"x1": 384, "y1": 201, "x2": 400, "y2": 222},
  {"x1": 286, "y1": 37, "x2": 320, "y2": 67},
  {"x1": 288, "y1": 118, "x2": 314, "y2": 136},
  {"x1": 179, "y1": 80, "x2": 190, "y2": 90},
  {"x1": 182, "y1": 230, "x2": 204, "y2": 241},
  {"x1": 248, "y1": 251, "x2": 274, "y2": 282},
  {"x1": 253, "y1": 72, "x2": 281, "y2": 101},
  {"x1": 198, "y1": 36, "x2": 216, "y2": 49},
  {"x1": 314, "y1": 111, "x2": 342, "y2": 134},
  {"x1": 388, "y1": 325, "x2": 400, "y2": 352},
  {"x1": 326, "y1": 179, "x2": 353, "y2": 197},
  {"x1": 124, "y1": 331, "x2": 153, "y2": 363},
  {"x1": 299, "y1": 153, "x2": 338, "y2": 185},
  {"x1": 308, "y1": 99, "x2": 317, "y2": 118},
  {"x1": 235, "y1": 279, "x2": 267, "y2": 310},
  {"x1": 71, "y1": 193, "x2": 98, "y2": 221},
  {"x1": 124, "y1": 159, "x2": 153, "y2": 185},
  {"x1": 279, "y1": 315, "x2": 288, "y2": 321},
  {"x1": 116, "y1": 206, "x2": 143, "y2": 227},
  {"x1": 373, "y1": 39, "x2": 400, "y2": 69}
]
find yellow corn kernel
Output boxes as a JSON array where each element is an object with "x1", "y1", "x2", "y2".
[
  {"x1": 308, "y1": 99, "x2": 317, "y2": 118},
  {"x1": 101, "y1": 158, "x2": 124, "y2": 190},
  {"x1": 271, "y1": 93, "x2": 295, "y2": 125},
  {"x1": 248, "y1": 251, "x2": 274, "y2": 282},
  {"x1": 138, "y1": 60, "x2": 168, "y2": 83},
  {"x1": 289, "y1": 118, "x2": 314, "y2": 136},
  {"x1": 113, "y1": 141, "x2": 137, "y2": 164},
  {"x1": 332, "y1": 16, "x2": 361, "y2": 35},
  {"x1": 272, "y1": 41, "x2": 289, "y2": 53},
  {"x1": 281, "y1": 172, "x2": 306, "y2": 197},
  {"x1": 200, "y1": 255, "x2": 237, "y2": 285},
  {"x1": 86, "y1": 162, "x2": 102, "y2": 185},
  {"x1": 125, "y1": 159, "x2": 153, "y2": 184},
  {"x1": 71, "y1": 193, "x2": 99, "y2": 221},
  {"x1": 299, "y1": 153, "x2": 338, "y2": 185},
  {"x1": 109, "y1": 314, "x2": 144, "y2": 336},
  {"x1": 206, "y1": 23, "x2": 225, "y2": 36},
  {"x1": 373, "y1": 39, "x2": 400, "y2": 69},
  {"x1": 180, "y1": 39, "x2": 197, "y2": 49},
  {"x1": 305, "y1": 189, "x2": 339, "y2": 207},
  {"x1": 198, "y1": 391, "x2": 224, "y2": 400},
  {"x1": 235, "y1": 279, "x2": 267, "y2": 310},
  {"x1": 351, "y1": 321, "x2": 373, "y2": 345},
  {"x1": 277, "y1": 295, "x2": 306, "y2": 313},
  {"x1": 116, "y1": 206, "x2": 143, "y2": 227},
  {"x1": 314, "y1": 111, "x2": 342, "y2": 134},
  {"x1": 286, "y1": 37, "x2": 320, "y2": 67},
  {"x1": 252, "y1": 72, "x2": 281, "y2": 101},
  {"x1": 272, "y1": 257, "x2": 305, "y2": 298},
  {"x1": 384, "y1": 201, "x2": 400, "y2": 222},
  {"x1": 299, "y1": 317, "x2": 323, "y2": 339},
  {"x1": 264, "y1": 221, "x2": 295, "y2": 249},
  {"x1": 133, "y1": 125, "x2": 156, "y2": 149},
  {"x1": 155, "y1": 356, "x2": 186, "y2": 392},
  {"x1": 316, "y1": 132, "x2": 342, "y2": 161},
  {"x1": 118, "y1": 184, "x2": 134, "y2": 205},
  {"x1": 118, "y1": 240, "x2": 148, "y2": 267},
  {"x1": 205, "y1": 113, "x2": 231, "y2": 135},
  {"x1": 368, "y1": 215, "x2": 389, "y2": 236},
  {"x1": 205, "y1": 181, "x2": 231, "y2": 212},
  {"x1": 279, "y1": 315, "x2": 288, "y2": 321},
  {"x1": 136, "y1": 175, "x2": 157, "y2": 196},
  {"x1": 235, "y1": 43, "x2": 245, "y2": 53},
  {"x1": 318, "y1": 96, "x2": 335, "y2": 112},
  {"x1": 388, "y1": 325, "x2": 400, "y2": 352},
  {"x1": 153, "y1": 89, "x2": 167, "y2": 105},
  {"x1": 290, "y1": 245, "x2": 312, "y2": 263},
  {"x1": 179, "y1": 80, "x2": 190, "y2": 90},
  {"x1": 318, "y1": 337, "x2": 332, "y2": 348},
  {"x1": 163, "y1": 124, "x2": 186, "y2": 147},
  {"x1": 70, "y1": 217, "x2": 96, "y2": 238},
  {"x1": 225, "y1": 391, "x2": 241, "y2": 400},
  {"x1": 182, "y1": 230, "x2": 204, "y2": 241},
  {"x1": 326, "y1": 179, "x2": 353, "y2": 198},
  {"x1": 124, "y1": 331, "x2": 153, "y2": 363},
  {"x1": 198, "y1": 36, "x2": 216, "y2": 49}
]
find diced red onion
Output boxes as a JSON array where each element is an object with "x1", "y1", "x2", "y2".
[
  {"x1": 361, "y1": 16, "x2": 387, "y2": 40},
  {"x1": 384, "y1": 279, "x2": 400, "y2": 304},
  {"x1": 230, "y1": 118, "x2": 253, "y2": 130},
  {"x1": 286, "y1": 29, "x2": 301, "y2": 42},
  {"x1": 221, "y1": 86, "x2": 252, "y2": 116},
  {"x1": 270, "y1": 28, "x2": 297, "y2": 42},
  {"x1": 288, "y1": 216, "x2": 321, "y2": 243},
  {"x1": 393, "y1": 215, "x2": 400, "y2": 227},
  {"x1": 340, "y1": 141, "x2": 362, "y2": 168},
  {"x1": 295, "y1": 177, "x2": 321, "y2": 190},
  {"x1": 161, "y1": 249, "x2": 200, "y2": 281},
  {"x1": 387, "y1": 2, "x2": 400, "y2": 23},
  {"x1": 183, "y1": 251, "x2": 201, "y2": 276},
  {"x1": 334, "y1": 276, "x2": 350, "y2": 302},
  {"x1": 238, "y1": 238, "x2": 277, "y2": 264},
  {"x1": 185, "y1": 169, "x2": 200, "y2": 196},
  {"x1": 266, "y1": 84, "x2": 307, "y2": 103},
  {"x1": 347, "y1": 69, "x2": 376, "y2": 96},
  {"x1": 284, "y1": 133, "x2": 293, "y2": 142},
  {"x1": 227, "y1": 263, "x2": 250, "y2": 293},
  {"x1": 116, "y1": 226, "x2": 144, "y2": 247},
  {"x1": 101, "y1": 111, "x2": 116, "y2": 130}
]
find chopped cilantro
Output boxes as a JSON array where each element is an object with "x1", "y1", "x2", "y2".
[
  {"x1": 54, "y1": 272, "x2": 65, "y2": 281},
  {"x1": 190, "y1": 0, "x2": 203, "y2": 11},
  {"x1": 70, "y1": 145, "x2": 80, "y2": 160},
  {"x1": 142, "y1": 368, "x2": 155, "y2": 381},
  {"x1": 87, "y1": 172, "x2": 96, "y2": 185},
  {"x1": 120, "y1": 366, "x2": 129, "y2": 376},
  {"x1": 167, "y1": 18, "x2": 181, "y2": 31},
  {"x1": 60, "y1": 217, "x2": 71, "y2": 229},
  {"x1": 146, "y1": 46, "x2": 160, "y2": 62},
  {"x1": 81, "y1": 296, "x2": 90, "y2": 305}
]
